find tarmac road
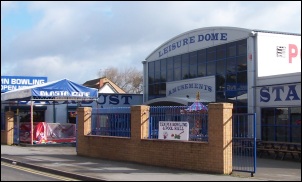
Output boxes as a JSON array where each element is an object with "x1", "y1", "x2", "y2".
[{"x1": 1, "y1": 144, "x2": 301, "y2": 181}]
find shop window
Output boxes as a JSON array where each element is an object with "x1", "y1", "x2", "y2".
[
  {"x1": 226, "y1": 73, "x2": 237, "y2": 83},
  {"x1": 261, "y1": 108, "x2": 275, "y2": 125},
  {"x1": 206, "y1": 61, "x2": 216, "y2": 76},
  {"x1": 148, "y1": 61, "x2": 155, "y2": 72},
  {"x1": 160, "y1": 71, "x2": 166, "y2": 82},
  {"x1": 4, "y1": 106, "x2": 46, "y2": 123},
  {"x1": 189, "y1": 51, "x2": 198, "y2": 78},
  {"x1": 160, "y1": 59, "x2": 167, "y2": 82},
  {"x1": 159, "y1": 83, "x2": 166, "y2": 95},
  {"x1": 216, "y1": 91, "x2": 225, "y2": 101},
  {"x1": 198, "y1": 49, "x2": 206, "y2": 63},
  {"x1": 19, "y1": 111, "x2": 45, "y2": 123},
  {"x1": 227, "y1": 43, "x2": 236, "y2": 57},
  {"x1": 174, "y1": 55, "x2": 181, "y2": 68},
  {"x1": 291, "y1": 126, "x2": 301, "y2": 143},
  {"x1": 197, "y1": 63, "x2": 206, "y2": 77},
  {"x1": 237, "y1": 56, "x2": 247, "y2": 71},
  {"x1": 237, "y1": 40, "x2": 247, "y2": 56},
  {"x1": 290, "y1": 107, "x2": 301, "y2": 143},
  {"x1": 236, "y1": 100, "x2": 247, "y2": 107},
  {"x1": 236, "y1": 107, "x2": 247, "y2": 114},
  {"x1": 216, "y1": 59, "x2": 226, "y2": 75},
  {"x1": 290, "y1": 107, "x2": 301, "y2": 125},
  {"x1": 261, "y1": 107, "x2": 300, "y2": 142},
  {"x1": 275, "y1": 126, "x2": 289, "y2": 142},
  {"x1": 148, "y1": 72, "x2": 154, "y2": 84},
  {"x1": 167, "y1": 57, "x2": 173, "y2": 69},
  {"x1": 207, "y1": 47, "x2": 216, "y2": 61},
  {"x1": 68, "y1": 111, "x2": 77, "y2": 124},
  {"x1": 261, "y1": 126, "x2": 275, "y2": 141},
  {"x1": 216, "y1": 75, "x2": 225, "y2": 91},
  {"x1": 276, "y1": 108, "x2": 288, "y2": 125},
  {"x1": 181, "y1": 53, "x2": 190, "y2": 79},
  {"x1": 155, "y1": 60, "x2": 161, "y2": 71},
  {"x1": 174, "y1": 68, "x2": 181, "y2": 81},
  {"x1": 190, "y1": 51, "x2": 198, "y2": 65},
  {"x1": 148, "y1": 85, "x2": 154, "y2": 95},
  {"x1": 237, "y1": 71, "x2": 247, "y2": 84},
  {"x1": 216, "y1": 44, "x2": 226, "y2": 60},
  {"x1": 154, "y1": 84, "x2": 160, "y2": 95},
  {"x1": 226, "y1": 57, "x2": 236, "y2": 73},
  {"x1": 155, "y1": 71, "x2": 161, "y2": 82},
  {"x1": 189, "y1": 65, "x2": 197, "y2": 78},
  {"x1": 167, "y1": 69, "x2": 173, "y2": 81}
]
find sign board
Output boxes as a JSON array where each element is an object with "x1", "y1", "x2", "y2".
[
  {"x1": 96, "y1": 93, "x2": 143, "y2": 107},
  {"x1": 146, "y1": 27, "x2": 250, "y2": 61},
  {"x1": 166, "y1": 76, "x2": 216, "y2": 102},
  {"x1": 256, "y1": 83, "x2": 301, "y2": 107},
  {"x1": 257, "y1": 32, "x2": 301, "y2": 77},
  {"x1": 158, "y1": 121, "x2": 189, "y2": 141},
  {"x1": 1, "y1": 76, "x2": 47, "y2": 93}
]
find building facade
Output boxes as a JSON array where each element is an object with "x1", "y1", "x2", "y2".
[{"x1": 142, "y1": 26, "x2": 301, "y2": 142}]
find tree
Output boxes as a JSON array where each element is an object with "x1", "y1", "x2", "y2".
[{"x1": 98, "y1": 66, "x2": 143, "y2": 94}]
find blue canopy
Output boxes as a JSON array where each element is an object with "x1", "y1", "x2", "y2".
[{"x1": 1, "y1": 78, "x2": 98, "y2": 101}]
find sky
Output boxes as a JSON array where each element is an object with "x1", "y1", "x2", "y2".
[{"x1": 1, "y1": 1, "x2": 301, "y2": 84}]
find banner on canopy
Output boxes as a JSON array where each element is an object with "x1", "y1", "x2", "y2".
[{"x1": 1, "y1": 78, "x2": 98, "y2": 101}]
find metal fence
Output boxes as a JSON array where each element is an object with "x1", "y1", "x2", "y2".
[
  {"x1": 232, "y1": 113, "x2": 257, "y2": 176},
  {"x1": 149, "y1": 106, "x2": 208, "y2": 141},
  {"x1": 91, "y1": 107, "x2": 131, "y2": 137}
]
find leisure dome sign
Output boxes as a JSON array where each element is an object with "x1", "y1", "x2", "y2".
[{"x1": 146, "y1": 27, "x2": 251, "y2": 61}]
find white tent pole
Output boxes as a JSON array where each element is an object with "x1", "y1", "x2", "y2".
[{"x1": 31, "y1": 98, "x2": 33, "y2": 145}]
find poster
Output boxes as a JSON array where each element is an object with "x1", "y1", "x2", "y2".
[{"x1": 158, "y1": 121, "x2": 189, "y2": 141}]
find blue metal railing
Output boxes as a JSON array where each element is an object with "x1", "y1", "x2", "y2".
[
  {"x1": 149, "y1": 106, "x2": 208, "y2": 142},
  {"x1": 91, "y1": 107, "x2": 131, "y2": 137},
  {"x1": 232, "y1": 113, "x2": 257, "y2": 176}
]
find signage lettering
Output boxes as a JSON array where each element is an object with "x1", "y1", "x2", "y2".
[
  {"x1": 289, "y1": 44, "x2": 301, "y2": 63},
  {"x1": 168, "y1": 83, "x2": 212, "y2": 96},
  {"x1": 158, "y1": 33, "x2": 228, "y2": 58},
  {"x1": 39, "y1": 91, "x2": 90, "y2": 97},
  {"x1": 1, "y1": 76, "x2": 47, "y2": 92},
  {"x1": 97, "y1": 95, "x2": 133, "y2": 105},
  {"x1": 260, "y1": 85, "x2": 300, "y2": 102},
  {"x1": 17, "y1": 100, "x2": 94, "y2": 105}
]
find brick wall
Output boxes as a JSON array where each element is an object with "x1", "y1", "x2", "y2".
[{"x1": 77, "y1": 103, "x2": 233, "y2": 174}]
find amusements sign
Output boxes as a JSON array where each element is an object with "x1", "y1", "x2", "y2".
[{"x1": 158, "y1": 121, "x2": 189, "y2": 141}]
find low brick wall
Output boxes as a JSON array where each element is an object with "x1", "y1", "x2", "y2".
[{"x1": 77, "y1": 103, "x2": 233, "y2": 174}]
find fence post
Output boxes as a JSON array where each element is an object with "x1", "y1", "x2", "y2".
[
  {"x1": 208, "y1": 103, "x2": 233, "y2": 174},
  {"x1": 5, "y1": 111, "x2": 15, "y2": 145},
  {"x1": 131, "y1": 105, "x2": 150, "y2": 140}
]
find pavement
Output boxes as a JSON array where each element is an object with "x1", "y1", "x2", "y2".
[{"x1": 1, "y1": 144, "x2": 301, "y2": 181}]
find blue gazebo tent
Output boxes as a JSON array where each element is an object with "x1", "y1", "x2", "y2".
[{"x1": 1, "y1": 78, "x2": 98, "y2": 145}]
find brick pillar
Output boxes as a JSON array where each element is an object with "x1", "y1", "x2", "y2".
[
  {"x1": 5, "y1": 111, "x2": 15, "y2": 145},
  {"x1": 77, "y1": 107, "x2": 92, "y2": 136},
  {"x1": 208, "y1": 103, "x2": 233, "y2": 174},
  {"x1": 76, "y1": 107, "x2": 92, "y2": 155},
  {"x1": 131, "y1": 105, "x2": 150, "y2": 140}
]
